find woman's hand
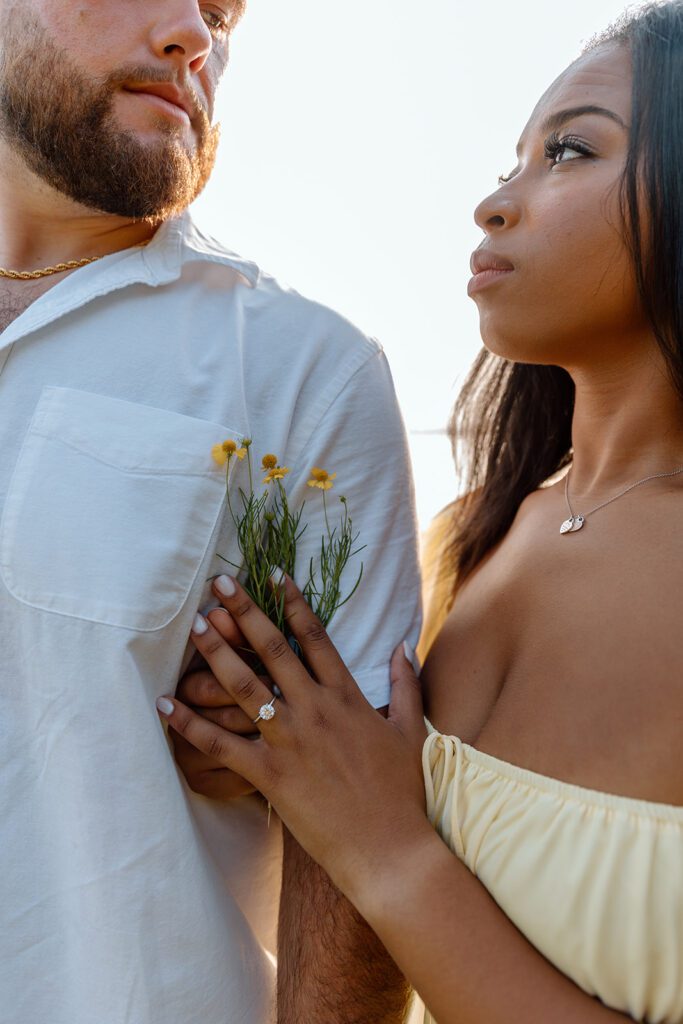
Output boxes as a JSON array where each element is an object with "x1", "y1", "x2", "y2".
[
  {"x1": 170, "y1": 607, "x2": 260, "y2": 800},
  {"x1": 157, "y1": 573, "x2": 430, "y2": 902}
]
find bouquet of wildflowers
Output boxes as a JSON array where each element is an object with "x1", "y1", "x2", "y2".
[{"x1": 211, "y1": 438, "x2": 364, "y2": 652}]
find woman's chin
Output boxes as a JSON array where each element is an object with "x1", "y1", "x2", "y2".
[
  {"x1": 478, "y1": 324, "x2": 532, "y2": 361},
  {"x1": 479, "y1": 331, "x2": 559, "y2": 365}
]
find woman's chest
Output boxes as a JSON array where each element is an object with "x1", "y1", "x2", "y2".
[{"x1": 422, "y1": 517, "x2": 683, "y2": 802}]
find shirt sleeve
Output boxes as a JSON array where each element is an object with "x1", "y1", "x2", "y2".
[{"x1": 280, "y1": 347, "x2": 422, "y2": 709}]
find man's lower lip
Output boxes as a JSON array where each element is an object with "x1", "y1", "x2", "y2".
[
  {"x1": 124, "y1": 90, "x2": 191, "y2": 125},
  {"x1": 467, "y1": 268, "x2": 514, "y2": 295}
]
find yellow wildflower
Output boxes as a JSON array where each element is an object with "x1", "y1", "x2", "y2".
[
  {"x1": 212, "y1": 439, "x2": 247, "y2": 465},
  {"x1": 211, "y1": 441, "x2": 232, "y2": 466},
  {"x1": 261, "y1": 453, "x2": 278, "y2": 471},
  {"x1": 307, "y1": 467, "x2": 337, "y2": 491},
  {"x1": 263, "y1": 466, "x2": 291, "y2": 484}
]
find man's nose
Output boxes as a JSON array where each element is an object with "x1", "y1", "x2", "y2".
[{"x1": 148, "y1": 0, "x2": 214, "y2": 77}]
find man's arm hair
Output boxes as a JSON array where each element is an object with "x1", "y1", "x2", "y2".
[{"x1": 277, "y1": 827, "x2": 411, "y2": 1024}]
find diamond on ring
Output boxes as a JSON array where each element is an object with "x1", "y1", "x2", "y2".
[{"x1": 254, "y1": 697, "x2": 277, "y2": 724}]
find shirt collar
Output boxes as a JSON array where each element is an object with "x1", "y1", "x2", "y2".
[
  {"x1": 0, "y1": 210, "x2": 259, "y2": 352},
  {"x1": 172, "y1": 212, "x2": 260, "y2": 288}
]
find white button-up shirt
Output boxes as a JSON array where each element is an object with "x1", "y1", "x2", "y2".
[{"x1": 0, "y1": 213, "x2": 421, "y2": 1024}]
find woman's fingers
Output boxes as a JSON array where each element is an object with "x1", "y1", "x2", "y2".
[
  {"x1": 260, "y1": 572, "x2": 353, "y2": 691},
  {"x1": 210, "y1": 575, "x2": 313, "y2": 696},
  {"x1": 388, "y1": 643, "x2": 428, "y2": 748},
  {"x1": 278, "y1": 573, "x2": 356, "y2": 689},
  {"x1": 169, "y1": 730, "x2": 222, "y2": 770},
  {"x1": 189, "y1": 613, "x2": 284, "y2": 727},
  {"x1": 199, "y1": 704, "x2": 257, "y2": 735},
  {"x1": 158, "y1": 697, "x2": 262, "y2": 783},
  {"x1": 176, "y1": 670, "x2": 259, "y2": 731},
  {"x1": 169, "y1": 719, "x2": 258, "y2": 798},
  {"x1": 170, "y1": 733, "x2": 257, "y2": 799}
]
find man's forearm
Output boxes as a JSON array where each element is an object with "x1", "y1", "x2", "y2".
[{"x1": 277, "y1": 827, "x2": 411, "y2": 1024}]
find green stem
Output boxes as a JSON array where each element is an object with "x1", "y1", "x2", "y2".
[
  {"x1": 322, "y1": 490, "x2": 332, "y2": 540},
  {"x1": 246, "y1": 447, "x2": 254, "y2": 493},
  {"x1": 225, "y1": 456, "x2": 238, "y2": 528}
]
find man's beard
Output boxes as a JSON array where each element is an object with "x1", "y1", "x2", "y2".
[{"x1": 0, "y1": 16, "x2": 220, "y2": 222}]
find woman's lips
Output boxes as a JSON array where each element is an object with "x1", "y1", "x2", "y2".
[
  {"x1": 468, "y1": 248, "x2": 515, "y2": 296},
  {"x1": 467, "y1": 267, "x2": 514, "y2": 296}
]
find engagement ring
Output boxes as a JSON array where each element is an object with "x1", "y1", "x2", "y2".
[{"x1": 253, "y1": 697, "x2": 278, "y2": 724}]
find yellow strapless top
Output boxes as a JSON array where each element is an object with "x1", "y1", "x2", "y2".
[{"x1": 422, "y1": 728, "x2": 683, "y2": 1024}]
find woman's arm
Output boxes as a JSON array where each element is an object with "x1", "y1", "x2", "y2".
[
  {"x1": 158, "y1": 574, "x2": 635, "y2": 1024},
  {"x1": 345, "y1": 823, "x2": 629, "y2": 1024}
]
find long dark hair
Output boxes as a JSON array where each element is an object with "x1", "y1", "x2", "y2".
[{"x1": 447, "y1": 0, "x2": 683, "y2": 585}]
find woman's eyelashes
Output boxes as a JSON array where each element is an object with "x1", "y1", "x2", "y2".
[
  {"x1": 543, "y1": 131, "x2": 595, "y2": 167},
  {"x1": 498, "y1": 133, "x2": 596, "y2": 185}
]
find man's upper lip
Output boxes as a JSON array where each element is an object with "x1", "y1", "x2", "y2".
[
  {"x1": 470, "y1": 248, "x2": 515, "y2": 275},
  {"x1": 124, "y1": 83, "x2": 195, "y2": 120}
]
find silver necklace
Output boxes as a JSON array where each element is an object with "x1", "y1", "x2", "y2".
[{"x1": 560, "y1": 462, "x2": 683, "y2": 534}]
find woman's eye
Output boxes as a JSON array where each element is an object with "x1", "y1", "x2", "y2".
[
  {"x1": 553, "y1": 145, "x2": 583, "y2": 165},
  {"x1": 544, "y1": 133, "x2": 593, "y2": 169}
]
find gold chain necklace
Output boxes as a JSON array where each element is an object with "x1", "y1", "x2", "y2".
[{"x1": 0, "y1": 240, "x2": 151, "y2": 281}]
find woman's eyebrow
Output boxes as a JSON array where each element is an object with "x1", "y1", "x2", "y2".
[
  {"x1": 515, "y1": 105, "x2": 628, "y2": 158},
  {"x1": 539, "y1": 104, "x2": 628, "y2": 135}
]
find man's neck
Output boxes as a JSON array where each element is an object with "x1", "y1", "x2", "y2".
[
  {"x1": 0, "y1": 143, "x2": 155, "y2": 273},
  {"x1": 0, "y1": 278, "x2": 50, "y2": 335}
]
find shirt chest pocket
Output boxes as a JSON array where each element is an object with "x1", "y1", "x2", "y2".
[{"x1": 0, "y1": 387, "x2": 237, "y2": 631}]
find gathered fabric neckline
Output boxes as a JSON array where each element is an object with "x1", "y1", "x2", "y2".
[{"x1": 424, "y1": 723, "x2": 683, "y2": 824}]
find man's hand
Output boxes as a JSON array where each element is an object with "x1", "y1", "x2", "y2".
[{"x1": 171, "y1": 606, "x2": 259, "y2": 801}]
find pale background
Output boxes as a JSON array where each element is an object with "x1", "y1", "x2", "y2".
[{"x1": 193, "y1": 0, "x2": 643, "y2": 529}]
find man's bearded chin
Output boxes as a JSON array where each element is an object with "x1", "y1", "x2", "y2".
[{"x1": 0, "y1": 22, "x2": 220, "y2": 222}]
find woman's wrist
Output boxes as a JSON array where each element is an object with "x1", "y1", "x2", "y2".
[{"x1": 334, "y1": 818, "x2": 448, "y2": 926}]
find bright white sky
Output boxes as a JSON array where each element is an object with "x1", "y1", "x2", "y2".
[{"x1": 193, "y1": 0, "x2": 642, "y2": 529}]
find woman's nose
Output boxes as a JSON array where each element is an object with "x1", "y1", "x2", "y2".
[{"x1": 473, "y1": 189, "x2": 522, "y2": 234}]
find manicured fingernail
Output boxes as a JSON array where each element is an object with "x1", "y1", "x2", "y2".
[
  {"x1": 403, "y1": 641, "x2": 421, "y2": 676},
  {"x1": 214, "y1": 574, "x2": 236, "y2": 597},
  {"x1": 192, "y1": 613, "x2": 209, "y2": 635},
  {"x1": 269, "y1": 567, "x2": 286, "y2": 588},
  {"x1": 156, "y1": 697, "x2": 174, "y2": 716}
]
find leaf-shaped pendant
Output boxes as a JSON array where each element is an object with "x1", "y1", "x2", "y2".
[
  {"x1": 570, "y1": 515, "x2": 585, "y2": 532},
  {"x1": 560, "y1": 517, "x2": 574, "y2": 534}
]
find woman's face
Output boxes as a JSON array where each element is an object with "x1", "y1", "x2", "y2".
[{"x1": 470, "y1": 43, "x2": 648, "y2": 368}]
